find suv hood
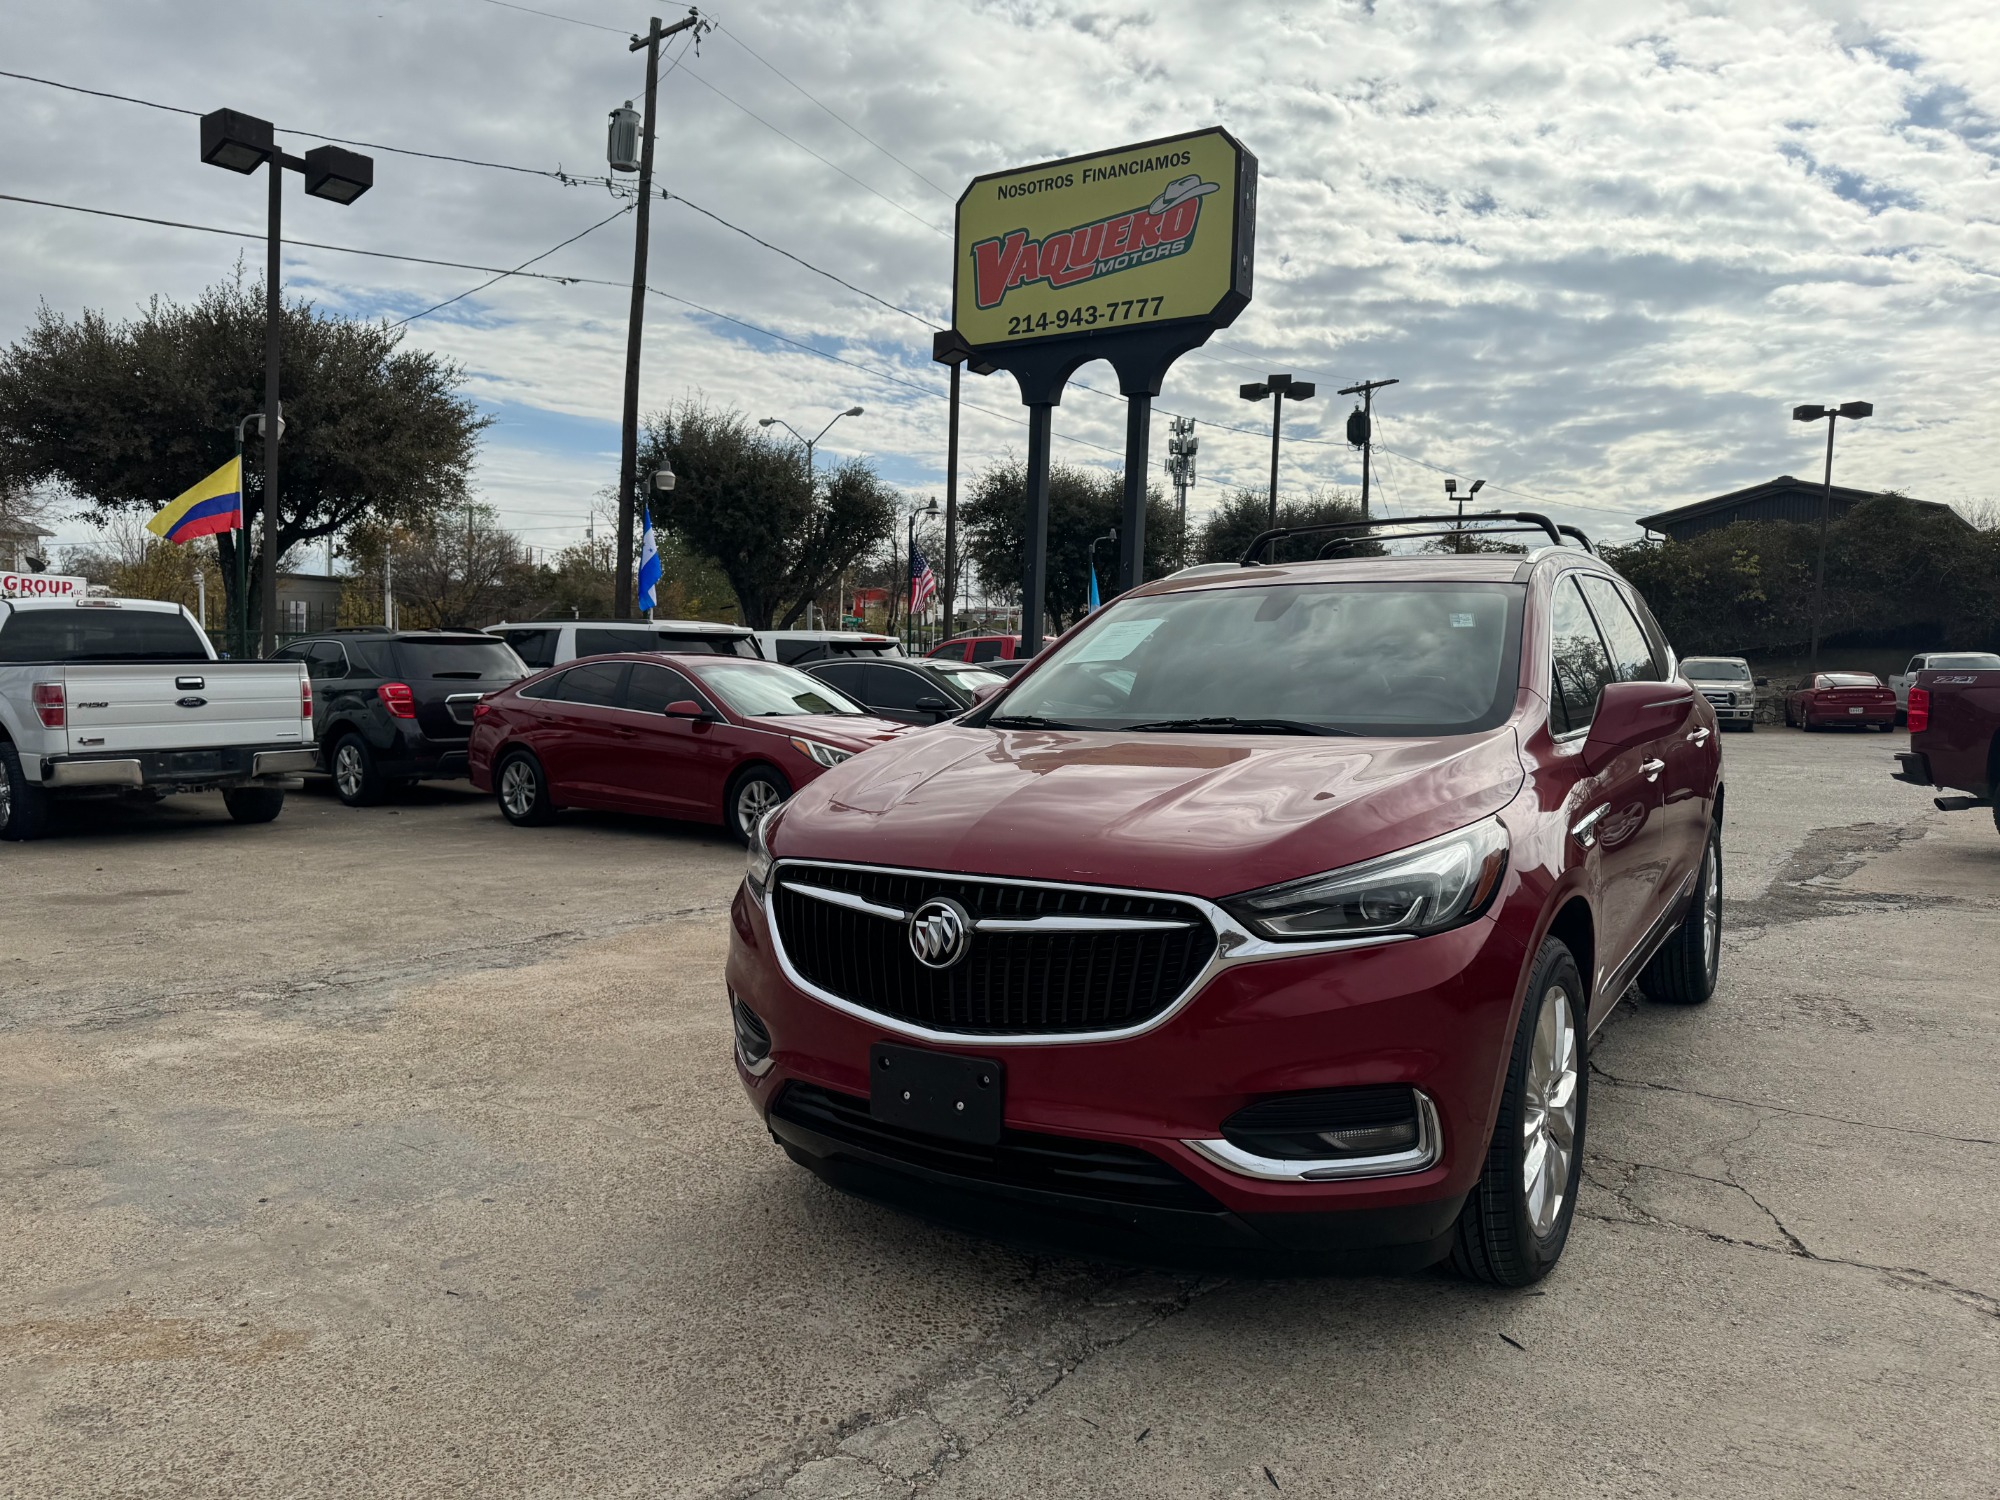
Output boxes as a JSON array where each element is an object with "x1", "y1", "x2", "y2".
[{"x1": 773, "y1": 724, "x2": 1525, "y2": 898}]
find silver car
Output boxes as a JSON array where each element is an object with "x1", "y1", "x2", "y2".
[{"x1": 1680, "y1": 656, "x2": 1761, "y2": 730}]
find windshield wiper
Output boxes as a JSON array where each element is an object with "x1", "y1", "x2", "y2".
[
  {"x1": 1123, "y1": 716, "x2": 1355, "y2": 737},
  {"x1": 988, "y1": 713, "x2": 1085, "y2": 730}
]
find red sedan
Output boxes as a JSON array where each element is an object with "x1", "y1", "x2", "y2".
[
  {"x1": 468, "y1": 654, "x2": 909, "y2": 840},
  {"x1": 1786, "y1": 671, "x2": 1898, "y2": 731}
]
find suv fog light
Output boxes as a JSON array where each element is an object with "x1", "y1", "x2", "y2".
[
  {"x1": 1221, "y1": 1085, "x2": 1424, "y2": 1161},
  {"x1": 1316, "y1": 1120, "x2": 1419, "y2": 1155},
  {"x1": 730, "y1": 991, "x2": 773, "y2": 1076}
]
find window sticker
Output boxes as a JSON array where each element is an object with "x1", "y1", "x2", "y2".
[{"x1": 1450, "y1": 613, "x2": 1475, "y2": 628}]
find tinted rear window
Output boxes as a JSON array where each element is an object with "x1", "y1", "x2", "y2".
[
  {"x1": 576, "y1": 627, "x2": 757, "y2": 658},
  {"x1": 393, "y1": 639, "x2": 525, "y2": 679},
  {"x1": 0, "y1": 607, "x2": 209, "y2": 663},
  {"x1": 1928, "y1": 654, "x2": 2000, "y2": 670}
]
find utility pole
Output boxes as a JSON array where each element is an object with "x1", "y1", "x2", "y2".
[
  {"x1": 1165, "y1": 416, "x2": 1197, "y2": 565},
  {"x1": 1338, "y1": 377, "x2": 1399, "y2": 522},
  {"x1": 612, "y1": 9, "x2": 704, "y2": 620}
]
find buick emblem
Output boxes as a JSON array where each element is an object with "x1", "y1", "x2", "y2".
[{"x1": 908, "y1": 897, "x2": 973, "y2": 970}]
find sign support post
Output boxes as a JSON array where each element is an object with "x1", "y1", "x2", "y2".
[{"x1": 944, "y1": 127, "x2": 1257, "y2": 651}]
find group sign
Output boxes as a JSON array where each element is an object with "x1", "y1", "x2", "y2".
[
  {"x1": 952, "y1": 127, "x2": 1256, "y2": 354},
  {"x1": 1, "y1": 570, "x2": 87, "y2": 600}
]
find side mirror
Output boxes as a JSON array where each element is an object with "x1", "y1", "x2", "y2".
[
  {"x1": 664, "y1": 698, "x2": 709, "y2": 719},
  {"x1": 914, "y1": 696, "x2": 951, "y2": 712},
  {"x1": 971, "y1": 682, "x2": 1003, "y2": 705},
  {"x1": 1582, "y1": 680, "x2": 1694, "y2": 768}
]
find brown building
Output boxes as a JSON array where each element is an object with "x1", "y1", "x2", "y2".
[{"x1": 1638, "y1": 475, "x2": 1968, "y2": 544}]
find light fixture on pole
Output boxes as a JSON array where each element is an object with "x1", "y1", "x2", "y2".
[
  {"x1": 760, "y1": 406, "x2": 865, "y2": 484},
  {"x1": 1239, "y1": 374, "x2": 1317, "y2": 530},
  {"x1": 1792, "y1": 400, "x2": 1873, "y2": 674},
  {"x1": 200, "y1": 109, "x2": 372, "y2": 657},
  {"x1": 1444, "y1": 478, "x2": 1485, "y2": 551}
]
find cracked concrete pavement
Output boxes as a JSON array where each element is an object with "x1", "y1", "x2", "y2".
[{"x1": 4, "y1": 728, "x2": 1997, "y2": 1497}]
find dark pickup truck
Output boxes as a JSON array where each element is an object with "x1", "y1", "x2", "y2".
[{"x1": 1892, "y1": 667, "x2": 2000, "y2": 834}]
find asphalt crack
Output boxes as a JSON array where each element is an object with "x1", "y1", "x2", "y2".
[{"x1": 1588, "y1": 1062, "x2": 2000, "y2": 1148}]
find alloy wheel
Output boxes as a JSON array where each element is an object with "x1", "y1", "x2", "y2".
[
  {"x1": 0, "y1": 761, "x2": 12, "y2": 829},
  {"x1": 736, "y1": 777, "x2": 783, "y2": 833},
  {"x1": 1701, "y1": 844, "x2": 1722, "y2": 978},
  {"x1": 334, "y1": 743, "x2": 364, "y2": 801},
  {"x1": 1521, "y1": 984, "x2": 1579, "y2": 1239},
  {"x1": 500, "y1": 760, "x2": 538, "y2": 819}
]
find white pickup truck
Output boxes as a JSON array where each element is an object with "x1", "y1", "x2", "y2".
[{"x1": 0, "y1": 596, "x2": 316, "y2": 841}]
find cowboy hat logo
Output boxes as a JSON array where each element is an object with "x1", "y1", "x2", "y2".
[{"x1": 970, "y1": 175, "x2": 1223, "y2": 311}]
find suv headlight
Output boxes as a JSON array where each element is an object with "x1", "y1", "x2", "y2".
[
  {"x1": 1222, "y1": 818, "x2": 1509, "y2": 941},
  {"x1": 745, "y1": 804, "x2": 780, "y2": 899},
  {"x1": 789, "y1": 737, "x2": 853, "y2": 769}
]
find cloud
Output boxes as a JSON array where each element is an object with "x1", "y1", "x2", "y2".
[{"x1": 5, "y1": 0, "x2": 1999, "y2": 564}]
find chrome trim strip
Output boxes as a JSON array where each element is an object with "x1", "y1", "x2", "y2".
[
  {"x1": 1183, "y1": 1092, "x2": 1443, "y2": 1182},
  {"x1": 762, "y1": 857, "x2": 1410, "y2": 1048},
  {"x1": 972, "y1": 915, "x2": 1193, "y2": 933},
  {"x1": 777, "y1": 880, "x2": 909, "y2": 922},
  {"x1": 44, "y1": 759, "x2": 144, "y2": 789}
]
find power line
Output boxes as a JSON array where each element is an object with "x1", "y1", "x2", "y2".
[
  {"x1": 471, "y1": 0, "x2": 628, "y2": 35},
  {"x1": 711, "y1": 20, "x2": 954, "y2": 200},
  {"x1": 389, "y1": 205, "x2": 631, "y2": 327}
]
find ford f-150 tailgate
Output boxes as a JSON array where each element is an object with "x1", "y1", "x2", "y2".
[{"x1": 58, "y1": 663, "x2": 309, "y2": 756}]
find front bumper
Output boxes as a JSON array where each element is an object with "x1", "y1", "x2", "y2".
[
  {"x1": 726, "y1": 879, "x2": 1528, "y2": 1267},
  {"x1": 43, "y1": 745, "x2": 315, "y2": 792}
]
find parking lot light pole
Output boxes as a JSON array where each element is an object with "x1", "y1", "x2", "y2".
[
  {"x1": 760, "y1": 406, "x2": 864, "y2": 486},
  {"x1": 1792, "y1": 400, "x2": 1873, "y2": 675},
  {"x1": 200, "y1": 109, "x2": 372, "y2": 656},
  {"x1": 1239, "y1": 374, "x2": 1316, "y2": 530}
]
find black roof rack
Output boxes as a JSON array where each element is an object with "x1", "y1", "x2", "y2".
[
  {"x1": 1241, "y1": 511, "x2": 1596, "y2": 565},
  {"x1": 327, "y1": 625, "x2": 392, "y2": 634}
]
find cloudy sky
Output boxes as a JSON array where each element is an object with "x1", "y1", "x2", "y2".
[{"x1": 5, "y1": 0, "x2": 1999, "y2": 565}]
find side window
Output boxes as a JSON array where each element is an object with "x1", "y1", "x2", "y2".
[
  {"x1": 502, "y1": 629, "x2": 559, "y2": 670},
  {"x1": 576, "y1": 627, "x2": 655, "y2": 657},
  {"x1": 811, "y1": 662, "x2": 868, "y2": 697},
  {"x1": 1906, "y1": 656, "x2": 1925, "y2": 675},
  {"x1": 775, "y1": 640, "x2": 813, "y2": 665},
  {"x1": 868, "y1": 666, "x2": 933, "y2": 711},
  {"x1": 307, "y1": 642, "x2": 348, "y2": 680},
  {"x1": 970, "y1": 639, "x2": 1004, "y2": 662},
  {"x1": 557, "y1": 662, "x2": 628, "y2": 706},
  {"x1": 624, "y1": 663, "x2": 702, "y2": 715},
  {"x1": 1548, "y1": 576, "x2": 1618, "y2": 736},
  {"x1": 519, "y1": 670, "x2": 564, "y2": 701},
  {"x1": 1578, "y1": 576, "x2": 1663, "y2": 683}
]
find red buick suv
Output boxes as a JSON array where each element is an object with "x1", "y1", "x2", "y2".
[{"x1": 725, "y1": 520, "x2": 1723, "y2": 1284}]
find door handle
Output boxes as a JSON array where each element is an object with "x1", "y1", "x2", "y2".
[
  {"x1": 1687, "y1": 727, "x2": 1711, "y2": 746},
  {"x1": 1570, "y1": 805, "x2": 1607, "y2": 848},
  {"x1": 1641, "y1": 758, "x2": 1665, "y2": 782}
]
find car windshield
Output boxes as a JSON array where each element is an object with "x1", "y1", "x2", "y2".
[
  {"x1": 1683, "y1": 660, "x2": 1750, "y2": 682},
  {"x1": 697, "y1": 661, "x2": 867, "y2": 717},
  {"x1": 1820, "y1": 673, "x2": 1881, "y2": 688},
  {"x1": 396, "y1": 639, "x2": 526, "y2": 679},
  {"x1": 984, "y1": 581, "x2": 1525, "y2": 736},
  {"x1": 1927, "y1": 653, "x2": 2000, "y2": 670}
]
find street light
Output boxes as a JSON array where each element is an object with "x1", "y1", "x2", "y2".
[
  {"x1": 1444, "y1": 478, "x2": 1485, "y2": 551},
  {"x1": 906, "y1": 497, "x2": 940, "y2": 653},
  {"x1": 199, "y1": 108, "x2": 373, "y2": 656},
  {"x1": 1792, "y1": 400, "x2": 1873, "y2": 674},
  {"x1": 760, "y1": 406, "x2": 865, "y2": 484},
  {"x1": 1238, "y1": 373, "x2": 1316, "y2": 529},
  {"x1": 1089, "y1": 526, "x2": 1118, "y2": 609}
]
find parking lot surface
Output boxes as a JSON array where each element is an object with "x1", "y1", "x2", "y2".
[{"x1": 4, "y1": 733, "x2": 1997, "y2": 1498}]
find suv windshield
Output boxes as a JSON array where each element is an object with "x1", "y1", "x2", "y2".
[
  {"x1": 0, "y1": 607, "x2": 209, "y2": 663},
  {"x1": 698, "y1": 661, "x2": 866, "y2": 717},
  {"x1": 395, "y1": 638, "x2": 526, "y2": 679},
  {"x1": 1682, "y1": 659, "x2": 1751, "y2": 682},
  {"x1": 987, "y1": 581, "x2": 1525, "y2": 736}
]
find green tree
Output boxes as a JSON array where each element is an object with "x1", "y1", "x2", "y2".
[
  {"x1": 960, "y1": 459, "x2": 1175, "y2": 628},
  {"x1": 639, "y1": 399, "x2": 893, "y2": 630},
  {"x1": 1196, "y1": 485, "x2": 1376, "y2": 564},
  {"x1": 0, "y1": 270, "x2": 486, "y2": 649}
]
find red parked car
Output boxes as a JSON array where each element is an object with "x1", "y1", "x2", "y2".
[
  {"x1": 1785, "y1": 671, "x2": 1897, "y2": 731},
  {"x1": 928, "y1": 634, "x2": 1027, "y2": 664},
  {"x1": 726, "y1": 521, "x2": 1724, "y2": 1285},
  {"x1": 468, "y1": 654, "x2": 909, "y2": 841}
]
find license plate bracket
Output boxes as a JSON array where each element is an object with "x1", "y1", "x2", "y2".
[{"x1": 869, "y1": 1043, "x2": 1005, "y2": 1145}]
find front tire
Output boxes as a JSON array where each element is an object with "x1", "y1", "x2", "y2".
[
  {"x1": 725, "y1": 765, "x2": 790, "y2": 844},
  {"x1": 1451, "y1": 939, "x2": 1587, "y2": 1287},
  {"x1": 329, "y1": 734, "x2": 387, "y2": 807},
  {"x1": 1643, "y1": 824, "x2": 1722, "y2": 1005},
  {"x1": 221, "y1": 786, "x2": 285, "y2": 824},
  {"x1": 0, "y1": 741, "x2": 53, "y2": 842},
  {"x1": 495, "y1": 750, "x2": 557, "y2": 826}
]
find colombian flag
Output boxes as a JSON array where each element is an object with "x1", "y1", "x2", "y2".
[{"x1": 147, "y1": 457, "x2": 243, "y2": 544}]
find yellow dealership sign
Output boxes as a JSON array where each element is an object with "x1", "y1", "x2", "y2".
[{"x1": 952, "y1": 127, "x2": 1256, "y2": 353}]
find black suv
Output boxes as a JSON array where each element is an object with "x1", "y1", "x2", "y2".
[{"x1": 270, "y1": 629, "x2": 526, "y2": 805}]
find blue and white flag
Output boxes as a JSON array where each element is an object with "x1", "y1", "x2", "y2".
[
  {"x1": 637, "y1": 505, "x2": 662, "y2": 614},
  {"x1": 1087, "y1": 563, "x2": 1100, "y2": 612}
]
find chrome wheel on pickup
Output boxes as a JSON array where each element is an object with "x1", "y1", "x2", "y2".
[{"x1": 0, "y1": 741, "x2": 52, "y2": 842}]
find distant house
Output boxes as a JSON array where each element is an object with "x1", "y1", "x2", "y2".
[
  {"x1": 1638, "y1": 475, "x2": 1968, "y2": 544},
  {"x1": 276, "y1": 570, "x2": 344, "y2": 635}
]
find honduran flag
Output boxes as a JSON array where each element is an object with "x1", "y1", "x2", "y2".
[{"x1": 147, "y1": 457, "x2": 243, "y2": 544}]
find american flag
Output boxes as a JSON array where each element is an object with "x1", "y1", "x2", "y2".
[{"x1": 909, "y1": 542, "x2": 938, "y2": 614}]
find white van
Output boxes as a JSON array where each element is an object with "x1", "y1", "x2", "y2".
[
  {"x1": 752, "y1": 630, "x2": 904, "y2": 666},
  {"x1": 485, "y1": 618, "x2": 760, "y2": 671}
]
